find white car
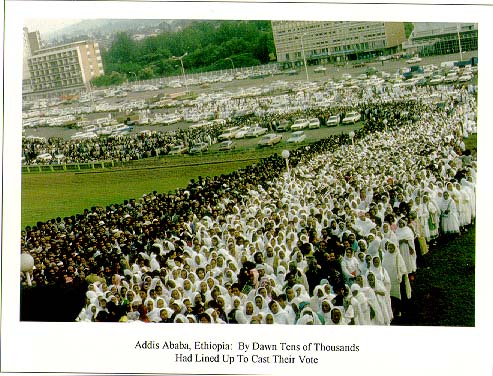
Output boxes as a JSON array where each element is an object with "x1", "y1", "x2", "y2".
[
  {"x1": 218, "y1": 140, "x2": 235, "y2": 151},
  {"x1": 218, "y1": 127, "x2": 240, "y2": 140},
  {"x1": 314, "y1": 66, "x2": 327, "y2": 73},
  {"x1": 308, "y1": 118, "x2": 320, "y2": 129},
  {"x1": 245, "y1": 126, "x2": 268, "y2": 138},
  {"x1": 189, "y1": 142, "x2": 209, "y2": 154},
  {"x1": 169, "y1": 144, "x2": 188, "y2": 155},
  {"x1": 234, "y1": 126, "x2": 253, "y2": 139},
  {"x1": 258, "y1": 133, "x2": 282, "y2": 147},
  {"x1": 342, "y1": 111, "x2": 361, "y2": 124},
  {"x1": 291, "y1": 118, "x2": 310, "y2": 131},
  {"x1": 326, "y1": 115, "x2": 340, "y2": 127},
  {"x1": 287, "y1": 131, "x2": 306, "y2": 143},
  {"x1": 406, "y1": 56, "x2": 422, "y2": 64}
]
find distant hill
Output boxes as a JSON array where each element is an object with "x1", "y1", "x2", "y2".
[{"x1": 46, "y1": 19, "x2": 191, "y2": 41}]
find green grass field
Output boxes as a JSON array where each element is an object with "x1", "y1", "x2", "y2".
[
  {"x1": 21, "y1": 123, "x2": 362, "y2": 228},
  {"x1": 22, "y1": 154, "x2": 257, "y2": 228}
]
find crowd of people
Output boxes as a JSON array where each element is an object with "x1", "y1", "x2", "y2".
[
  {"x1": 21, "y1": 80, "x2": 467, "y2": 165},
  {"x1": 20, "y1": 83, "x2": 477, "y2": 325}
]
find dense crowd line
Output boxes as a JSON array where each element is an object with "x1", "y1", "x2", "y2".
[
  {"x1": 22, "y1": 83, "x2": 471, "y2": 166},
  {"x1": 20, "y1": 85, "x2": 477, "y2": 324}
]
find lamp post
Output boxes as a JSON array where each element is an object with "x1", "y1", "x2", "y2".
[
  {"x1": 457, "y1": 24, "x2": 463, "y2": 61},
  {"x1": 300, "y1": 33, "x2": 309, "y2": 82},
  {"x1": 225, "y1": 57, "x2": 235, "y2": 70},
  {"x1": 128, "y1": 71, "x2": 137, "y2": 82},
  {"x1": 281, "y1": 149, "x2": 290, "y2": 175},
  {"x1": 171, "y1": 52, "x2": 188, "y2": 93},
  {"x1": 21, "y1": 253, "x2": 34, "y2": 287},
  {"x1": 349, "y1": 131, "x2": 355, "y2": 145}
]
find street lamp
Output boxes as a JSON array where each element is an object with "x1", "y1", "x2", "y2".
[
  {"x1": 128, "y1": 71, "x2": 137, "y2": 82},
  {"x1": 457, "y1": 24, "x2": 463, "y2": 61},
  {"x1": 171, "y1": 52, "x2": 188, "y2": 92},
  {"x1": 300, "y1": 33, "x2": 310, "y2": 82},
  {"x1": 349, "y1": 131, "x2": 355, "y2": 145},
  {"x1": 21, "y1": 253, "x2": 34, "y2": 287},
  {"x1": 281, "y1": 149, "x2": 290, "y2": 175},
  {"x1": 225, "y1": 57, "x2": 235, "y2": 70}
]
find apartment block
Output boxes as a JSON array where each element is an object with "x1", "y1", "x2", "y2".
[
  {"x1": 272, "y1": 21, "x2": 406, "y2": 67},
  {"x1": 26, "y1": 38, "x2": 104, "y2": 94}
]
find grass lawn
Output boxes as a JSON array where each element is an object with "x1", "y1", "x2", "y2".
[
  {"x1": 21, "y1": 155, "x2": 257, "y2": 228},
  {"x1": 21, "y1": 123, "x2": 362, "y2": 228}
]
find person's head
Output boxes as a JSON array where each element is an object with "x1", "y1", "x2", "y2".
[
  {"x1": 372, "y1": 256, "x2": 381, "y2": 267},
  {"x1": 245, "y1": 301, "x2": 254, "y2": 315},
  {"x1": 331, "y1": 308, "x2": 342, "y2": 324},
  {"x1": 198, "y1": 313, "x2": 211, "y2": 323},
  {"x1": 321, "y1": 300, "x2": 332, "y2": 313},
  {"x1": 255, "y1": 295, "x2": 263, "y2": 309},
  {"x1": 196, "y1": 267, "x2": 205, "y2": 280},
  {"x1": 265, "y1": 313, "x2": 274, "y2": 324},
  {"x1": 287, "y1": 285, "x2": 297, "y2": 300},
  {"x1": 387, "y1": 242, "x2": 396, "y2": 254},
  {"x1": 345, "y1": 248, "x2": 353, "y2": 258},
  {"x1": 367, "y1": 272, "x2": 376, "y2": 287},
  {"x1": 269, "y1": 300, "x2": 279, "y2": 314},
  {"x1": 355, "y1": 275, "x2": 364, "y2": 288}
]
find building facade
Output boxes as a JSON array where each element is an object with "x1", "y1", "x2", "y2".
[
  {"x1": 403, "y1": 22, "x2": 478, "y2": 57},
  {"x1": 272, "y1": 21, "x2": 406, "y2": 67},
  {"x1": 25, "y1": 37, "x2": 104, "y2": 95},
  {"x1": 23, "y1": 28, "x2": 42, "y2": 93}
]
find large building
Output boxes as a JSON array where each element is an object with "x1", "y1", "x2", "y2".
[
  {"x1": 24, "y1": 29, "x2": 104, "y2": 95},
  {"x1": 403, "y1": 22, "x2": 478, "y2": 57},
  {"x1": 272, "y1": 21, "x2": 406, "y2": 67},
  {"x1": 23, "y1": 27, "x2": 42, "y2": 93}
]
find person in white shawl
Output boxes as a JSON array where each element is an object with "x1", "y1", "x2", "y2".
[
  {"x1": 366, "y1": 272, "x2": 392, "y2": 325},
  {"x1": 395, "y1": 217, "x2": 417, "y2": 274},
  {"x1": 439, "y1": 190, "x2": 461, "y2": 235},
  {"x1": 354, "y1": 275, "x2": 385, "y2": 325},
  {"x1": 341, "y1": 248, "x2": 360, "y2": 285},
  {"x1": 350, "y1": 283, "x2": 371, "y2": 325},
  {"x1": 382, "y1": 241, "x2": 410, "y2": 317},
  {"x1": 326, "y1": 307, "x2": 347, "y2": 325},
  {"x1": 268, "y1": 300, "x2": 290, "y2": 324},
  {"x1": 422, "y1": 192, "x2": 440, "y2": 241}
]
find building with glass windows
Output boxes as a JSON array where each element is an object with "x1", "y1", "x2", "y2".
[
  {"x1": 24, "y1": 29, "x2": 104, "y2": 95},
  {"x1": 271, "y1": 21, "x2": 406, "y2": 67},
  {"x1": 403, "y1": 22, "x2": 477, "y2": 57}
]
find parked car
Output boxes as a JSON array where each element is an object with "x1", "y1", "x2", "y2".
[
  {"x1": 258, "y1": 133, "x2": 282, "y2": 147},
  {"x1": 326, "y1": 115, "x2": 341, "y2": 127},
  {"x1": 308, "y1": 118, "x2": 321, "y2": 129},
  {"x1": 245, "y1": 126, "x2": 268, "y2": 138},
  {"x1": 234, "y1": 126, "x2": 253, "y2": 139},
  {"x1": 291, "y1": 118, "x2": 310, "y2": 131},
  {"x1": 218, "y1": 126, "x2": 240, "y2": 140},
  {"x1": 276, "y1": 119, "x2": 291, "y2": 132},
  {"x1": 342, "y1": 111, "x2": 361, "y2": 124},
  {"x1": 169, "y1": 144, "x2": 188, "y2": 155},
  {"x1": 189, "y1": 142, "x2": 209, "y2": 154},
  {"x1": 314, "y1": 66, "x2": 327, "y2": 73},
  {"x1": 287, "y1": 131, "x2": 306, "y2": 143},
  {"x1": 406, "y1": 56, "x2": 422, "y2": 64},
  {"x1": 218, "y1": 140, "x2": 235, "y2": 151}
]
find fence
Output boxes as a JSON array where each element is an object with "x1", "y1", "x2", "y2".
[{"x1": 22, "y1": 160, "x2": 126, "y2": 173}]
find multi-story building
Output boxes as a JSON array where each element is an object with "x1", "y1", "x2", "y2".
[
  {"x1": 272, "y1": 21, "x2": 406, "y2": 67},
  {"x1": 25, "y1": 34, "x2": 104, "y2": 95},
  {"x1": 403, "y1": 22, "x2": 478, "y2": 57},
  {"x1": 23, "y1": 27, "x2": 42, "y2": 93}
]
